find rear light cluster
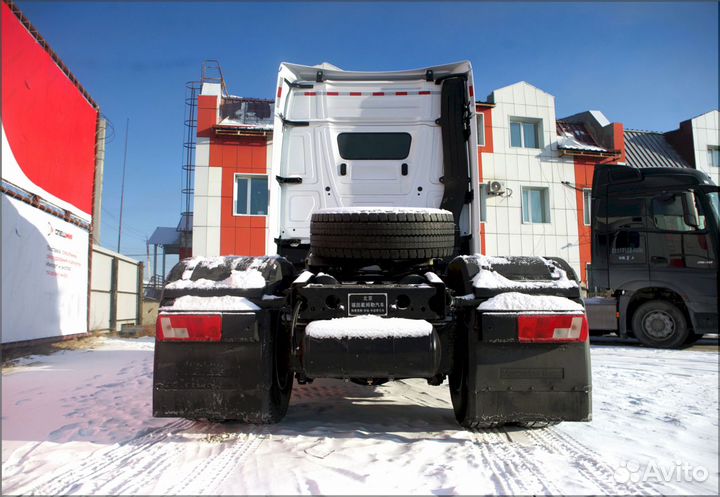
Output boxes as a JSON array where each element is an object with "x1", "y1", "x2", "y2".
[
  {"x1": 156, "y1": 314, "x2": 222, "y2": 342},
  {"x1": 517, "y1": 314, "x2": 588, "y2": 343}
]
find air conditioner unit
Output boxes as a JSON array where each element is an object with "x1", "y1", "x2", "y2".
[{"x1": 486, "y1": 180, "x2": 505, "y2": 195}]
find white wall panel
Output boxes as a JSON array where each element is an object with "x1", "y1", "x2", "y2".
[{"x1": 2, "y1": 194, "x2": 89, "y2": 343}]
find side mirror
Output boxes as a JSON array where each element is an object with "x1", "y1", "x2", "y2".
[{"x1": 681, "y1": 191, "x2": 700, "y2": 228}]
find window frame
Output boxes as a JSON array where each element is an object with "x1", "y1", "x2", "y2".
[
  {"x1": 510, "y1": 117, "x2": 542, "y2": 149},
  {"x1": 476, "y1": 113, "x2": 485, "y2": 147},
  {"x1": 233, "y1": 173, "x2": 269, "y2": 216},
  {"x1": 650, "y1": 190, "x2": 707, "y2": 233},
  {"x1": 583, "y1": 188, "x2": 592, "y2": 226},
  {"x1": 521, "y1": 186, "x2": 551, "y2": 224},
  {"x1": 709, "y1": 146, "x2": 720, "y2": 168}
]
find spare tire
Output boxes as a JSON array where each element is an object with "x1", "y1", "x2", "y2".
[{"x1": 310, "y1": 208, "x2": 455, "y2": 260}]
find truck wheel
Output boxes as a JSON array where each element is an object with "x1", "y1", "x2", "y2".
[
  {"x1": 449, "y1": 344, "x2": 470, "y2": 427},
  {"x1": 449, "y1": 326, "x2": 502, "y2": 430},
  {"x1": 310, "y1": 209, "x2": 455, "y2": 260},
  {"x1": 262, "y1": 313, "x2": 293, "y2": 423},
  {"x1": 684, "y1": 333, "x2": 704, "y2": 345},
  {"x1": 631, "y1": 300, "x2": 689, "y2": 349}
]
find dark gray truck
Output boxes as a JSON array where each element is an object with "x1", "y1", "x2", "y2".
[
  {"x1": 153, "y1": 61, "x2": 591, "y2": 427},
  {"x1": 586, "y1": 165, "x2": 719, "y2": 348}
]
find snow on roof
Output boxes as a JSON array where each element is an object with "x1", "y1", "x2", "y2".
[
  {"x1": 217, "y1": 116, "x2": 273, "y2": 130},
  {"x1": 556, "y1": 121, "x2": 608, "y2": 152},
  {"x1": 557, "y1": 135, "x2": 607, "y2": 152},
  {"x1": 317, "y1": 207, "x2": 452, "y2": 215},
  {"x1": 471, "y1": 255, "x2": 578, "y2": 290},
  {"x1": 478, "y1": 292, "x2": 583, "y2": 312},
  {"x1": 161, "y1": 295, "x2": 260, "y2": 312},
  {"x1": 305, "y1": 316, "x2": 433, "y2": 340}
]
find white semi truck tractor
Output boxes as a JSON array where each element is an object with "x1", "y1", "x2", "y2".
[{"x1": 153, "y1": 61, "x2": 592, "y2": 429}]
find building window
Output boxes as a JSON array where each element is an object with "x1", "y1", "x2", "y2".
[
  {"x1": 583, "y1": 189, "x2": 592, "y2": 226},
  {"x1": 709, "y1": 147, "x2": 720, "y2": 167},
  {"x1": 476, "y1": 113, "x2": 485, "y2": 147},
  {"x1": 522, "y1": 186, "x2": 550, "y2": 223},
  {"x1": 234, "y1": 175, "x2": 268, "y2": 215},
  {"x1": 510, "y1": 118, "x2": 541, "y2": 148}
]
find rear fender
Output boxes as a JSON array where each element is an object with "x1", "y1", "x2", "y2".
[{"x1": 465, "y1": 310, "x2": 592, "y2": 424}]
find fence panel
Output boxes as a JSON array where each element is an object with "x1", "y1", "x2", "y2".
[{"x1": 89, "y1": 245, "x2": 142, "y2": 332}]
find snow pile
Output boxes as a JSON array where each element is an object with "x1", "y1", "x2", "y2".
[
  {"x1": 166, "y1": 257, "x2": 267, "y2": 290},
  {"x1": 424, "y1": 272, "x2": 443, "y2": 284},
  {"x1": 293, "y1": 270, "x2": 314, "y2": 284},
  {"x1": 306, "y1": 315, "x2": 432, "y2": 340},
  {"x1": 162, "y1": 295, "x2": 259, "y2": 312},
  {"x1": 478, "y1": 292, "x2": 584, "y2": 312},
  {"x1": 316, "y1": 207, "x2": 452, "y2": 215},
  {"x1": 471, "y1": 254, "x2": 578, "y2": 290},
  {"x1": 166, "y1": 270, "x2": 266, "y2": 290}
]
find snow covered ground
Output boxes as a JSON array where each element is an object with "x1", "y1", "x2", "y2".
[{"x1": 2, "y1": 337, "x2": 717, "y2": 495}]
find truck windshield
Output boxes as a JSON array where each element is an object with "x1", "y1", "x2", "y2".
[{"x1": 708, "y1": 191, "x2": 719, "y2": 223}]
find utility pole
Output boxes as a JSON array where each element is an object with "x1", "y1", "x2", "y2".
[{"x1": 117, "y1": 118, "x2": 129, "y2": 253}]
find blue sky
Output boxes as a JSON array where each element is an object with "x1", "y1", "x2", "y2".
[{"x1": 16, "y1": 1, "x2": 719, "y2": 266}]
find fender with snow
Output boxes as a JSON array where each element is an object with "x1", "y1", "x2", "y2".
[
  {"x1": 153, "y1": 256, "x2": 296, "y2": 422},
  {"x1": 447, "y1": 256, "x2": 591, "y2": 428}
]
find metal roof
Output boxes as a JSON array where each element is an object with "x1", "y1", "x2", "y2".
[
  {"x1": 148, "y1": 227, "x2": 180, "y2": 247},
  {"x1": 624, "y1": 130, "x2": 690, "y2": 169},
  {"x1": 177, "y1": 212, "x2": 193, "y2": 232}
]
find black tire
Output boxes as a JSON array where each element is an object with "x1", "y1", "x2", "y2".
[
  {"x1": 631, "y1": 300, "x2": 689, "y2": 349},
  {"x1": 310, "y1": 209, "x2": 455, "y2": 260},
  {"x1": 449, "y1": 319, "x2": 503, "y2": 430},
  {"x1": 255, "y1": 312, "x2": 293, "y2": 423},
  {"x1": 449, "y1": 330, "x2": 470, "y2": 427},
  {"x1": 684, "y1": 333, "x2": 704, "y2": 345}
]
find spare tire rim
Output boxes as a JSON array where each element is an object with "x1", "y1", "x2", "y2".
[{"x1": 643, "y1": 310, "x2": 675, "y2": 340}]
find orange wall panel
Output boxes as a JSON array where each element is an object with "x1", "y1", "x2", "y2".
[
  {"x1": 476, "y1": 105, "x2": 494, "y2": 254},
  {"x1": 573, "y1": 159, "x2": 595, "y2": 284},
  {"x1": 215, "y1": 135, "x2": 269, "y2": 255},
  {"x1": 197, "y1": 95, "x2": 218, "y2": 137}
]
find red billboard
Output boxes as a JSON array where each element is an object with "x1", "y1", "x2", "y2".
[{"x1": 1, "y1": 0, "x2": 98, "y2": 221}]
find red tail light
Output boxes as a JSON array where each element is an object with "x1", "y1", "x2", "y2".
[
  {"x1": 156, "y1": 314, "x2": 222, "y2": 342},
  {"x1": 518, "y1": 314, "x2": 588, "y2": 343},
  {"x1": 277, "y1": 86, "x2": 282, "y2": 98}
]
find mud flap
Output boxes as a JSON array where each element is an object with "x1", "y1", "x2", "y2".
[
  {"x1": 464, "y1": 311, "x2": 591, "y2": 425},
  {"x1": 153, "y1": 310, "x2": 283, "y2": 421}
]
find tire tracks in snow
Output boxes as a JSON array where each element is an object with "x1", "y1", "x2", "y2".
[
  {"x1": 166, "y1": 428, "x2": 267, "y2": 495},
  {"x1": 390, "y1": 380, "x2": 644, "y2": 495},
  {"x1": 392, "y1": 381, "x2": 558, "y2": 494},
  {"x1": 526, "y1": 427, "x2": 654, "y2": 495},
  {"x1": 21, "y1": 419, "x2": 194, "y2": 496},
  {"x1": 470, "y1": 429, "x2": 562, "y2": 495}
]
